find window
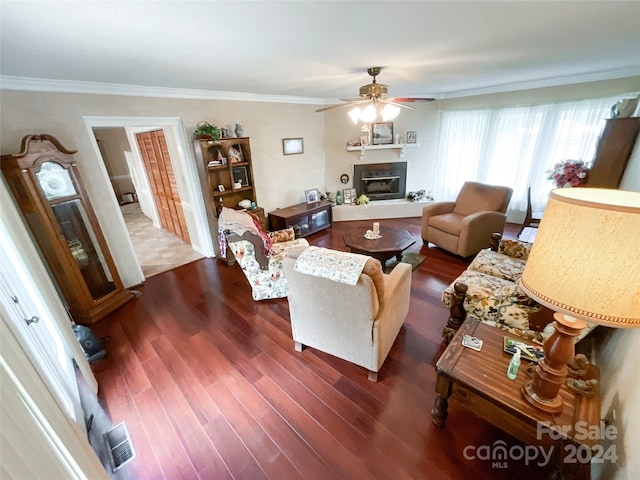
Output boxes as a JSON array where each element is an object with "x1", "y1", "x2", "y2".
[{"x1": 434, "y1": 96, "x2": 625, "y2": 213}]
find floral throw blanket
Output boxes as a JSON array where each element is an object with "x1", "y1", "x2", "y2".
[{"x1": 294, "y1": 246, "x2": 369, "y2": 285}]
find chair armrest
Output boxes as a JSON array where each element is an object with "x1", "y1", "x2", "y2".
[
  {"x1": 376, "y1": 264, "x2": 412, "y2": 328},
  {"x1": 421, "y1": 201, "x2": 456, "y2": 238},
  {"x1": 457, "y1": 211, "x2": 508, "y2": 258},
  {"x1": 490, "y1": 232, "x2": 503, "y2": 251},
  {"x1": 462, "y1": 210, "x2": 507, "y2": 228},
  {"x1": 374, "y1": 262, "x2": 412, "y2": 368}
]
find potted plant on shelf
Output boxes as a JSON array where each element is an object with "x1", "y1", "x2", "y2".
[{"x1": 194, "y1": 121, "x2": 221, "y2": 141}]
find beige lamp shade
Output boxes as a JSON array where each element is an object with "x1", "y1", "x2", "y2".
[{"x1": 519, "y1": 188, "x2": 640, "y2": 328}]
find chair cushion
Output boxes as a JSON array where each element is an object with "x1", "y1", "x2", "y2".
[
  {"x1": 468, "y1": 248, "x2": 527, "y2": 283},
  {"x1": 428, "y1": 212, "x2": 465, "y2": 235}
]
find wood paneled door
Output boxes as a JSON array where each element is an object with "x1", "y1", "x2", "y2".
[{"x1": 136, "y1": 130, "x2": 190, "y2": 244}]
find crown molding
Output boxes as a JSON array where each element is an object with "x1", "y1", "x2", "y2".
[
  {"x1": 0, "y1": 75, "x2": 325, "y2": 105},
  {"x1": 440, "y1": 67, "x2": 640, "y2": 99},
  {"x1": 2, "y1": 67, "x2": 639, "y2": 104}
]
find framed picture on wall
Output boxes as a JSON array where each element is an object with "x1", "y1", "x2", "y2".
[
  {"x1": 283, "y1": 138, "x2": 304, "y2": 155},
  {"x1": 372, "y1": 122, "x2": 393, "y2": 145}
]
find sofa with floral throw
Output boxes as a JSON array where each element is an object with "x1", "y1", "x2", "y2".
[
  {"x1": 218, "y1": 207, "x2": 309, "y2": 300},
  {"x1": 441, "y1": 233, "x2": 597, "y2": 344}
]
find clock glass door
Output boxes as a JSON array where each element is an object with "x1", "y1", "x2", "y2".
[{"x1": 50, "y1": 199, "x2": 116, "y2": 300}]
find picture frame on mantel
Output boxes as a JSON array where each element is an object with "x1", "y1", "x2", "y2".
[
  {"x1": 283, "y1": 138, "x2": 304, "y2": 155},
  {"x1": 406, "y1": 131, "x2": 417, "y2": 144},
  {"x1": 342, "y1": 188, "x2": 357, "y2": 204},
  {"x1": 372, "y1": 122, "x2": 393, "y2": 145}
]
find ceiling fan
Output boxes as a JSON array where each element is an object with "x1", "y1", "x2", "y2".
[{"x1": 315, "y1": 67, "x2": 435, "y2": 123}]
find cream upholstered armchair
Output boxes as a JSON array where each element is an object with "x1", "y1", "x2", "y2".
[
  {"x1": 282, "y1": 246, "x2": 411, "y2": 381},
  {"x1": 421, "y1": 181, "x2": 513, "y2": 257},
  {"x1": 218, "y1": 207, "x2": 309, "y2": 300}
]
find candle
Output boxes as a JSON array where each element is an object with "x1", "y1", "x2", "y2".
[{"x1": 373, "y1": 222, "x2": 380, "y2": 234}]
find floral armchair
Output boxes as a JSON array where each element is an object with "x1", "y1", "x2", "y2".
[
  {"x1": 441, "y1": 233, "x2": 597, "y2": 344},
  {"x1": 218, "y1": 207, "x2": 309, "y2": 300}
]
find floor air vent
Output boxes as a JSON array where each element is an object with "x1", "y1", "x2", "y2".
[{"x1": 104, "y1": 421, "x2": 136, "y2": 471}]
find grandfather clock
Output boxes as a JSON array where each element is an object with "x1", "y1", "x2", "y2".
[{"x1": 1, "y1": 134, "x2": 134, "y2": 324}]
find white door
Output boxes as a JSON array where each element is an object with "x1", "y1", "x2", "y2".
[
  {"x1": 0, "y1": 179, "x2": 106, "y2": 478},
  {"x1": 0, "y1": 234, "x2": 83, "y2": 426}
]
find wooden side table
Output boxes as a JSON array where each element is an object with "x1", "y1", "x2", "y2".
[{"x1": 432, "y1": 318, "x2": 600, "y2": 479}]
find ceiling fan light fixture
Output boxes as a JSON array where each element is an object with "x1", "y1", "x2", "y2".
[
  {"x1": 381, "y1": 103, "x2": 400, "y2": 121},
  {"x1": 348, "y1": 107, "x2": 362, "y2": 124},
  {"x1": 360, "y1": 104, "x2": 378, "y2": 123}
]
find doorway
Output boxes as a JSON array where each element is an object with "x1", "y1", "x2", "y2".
[{"x1": 91, "y1": 125, "x2": 205, "y2": 278}]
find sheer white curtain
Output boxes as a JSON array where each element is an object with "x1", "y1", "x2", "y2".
[{"x1": 434, "y1": 96, "x2": 620, "y2": 216}]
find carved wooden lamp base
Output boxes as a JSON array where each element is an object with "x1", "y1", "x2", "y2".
[{"x1": 521, "y1": 313, "x2": 587, "y2": 413}]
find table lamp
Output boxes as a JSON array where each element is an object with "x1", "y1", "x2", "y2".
[{"x1": 518, "y1": 188, "x2": 640, "y2": 413}]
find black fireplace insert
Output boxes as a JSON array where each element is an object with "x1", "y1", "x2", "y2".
[{"x1": 354, "y1": 162, "x2": 407, "y2": 201}]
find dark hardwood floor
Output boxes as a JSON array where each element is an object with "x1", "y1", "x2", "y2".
[{"x1": 93, "y1": 219, "x2": 550, "y2": 479}]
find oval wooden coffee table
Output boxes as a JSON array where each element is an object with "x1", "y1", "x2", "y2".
[{"x1": 343, "y1": 226, "x2": 416, "y2": 266}]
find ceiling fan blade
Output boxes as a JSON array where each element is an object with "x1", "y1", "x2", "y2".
[
  {"x1": 390, "y1": 97, "x2": 436, "y2": 103},
  {"x1": 315, "y1": 103, "x2": 350, "y2": 113},
  {"x1": 315, "y1": 99, "x2": 370, "y2": 113},
  {"x1": 383, "y1": 100, "x2": 415, "y2": 110}
]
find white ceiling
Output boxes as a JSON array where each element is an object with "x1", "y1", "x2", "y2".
[{"x1": 1, "y1": 1, "x2": 639, "y2": 102}]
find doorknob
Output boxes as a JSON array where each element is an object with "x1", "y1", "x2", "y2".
[{"x1": 25, "y1": 316, "x2": 40, "y2": 326}]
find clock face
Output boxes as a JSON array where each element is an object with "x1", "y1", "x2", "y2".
[{"x1": 36, "y1": 161, "x2": 76, "y2": 200}]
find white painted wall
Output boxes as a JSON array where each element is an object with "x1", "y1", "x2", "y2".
[
  {"x1": 595, "y1": 329, "x2": 640, "y2": 479},
  {"x1": 93, "y1": 127, "x2": 135, "y2": 198}
]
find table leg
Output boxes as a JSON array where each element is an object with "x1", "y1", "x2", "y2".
[{"x1": 431, "y1": 374, "x2": 452, "y2": 427}]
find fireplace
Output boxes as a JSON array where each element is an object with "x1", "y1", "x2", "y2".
[{"x1": 354, "y1": 162, "x2": 407, "y2": 201}]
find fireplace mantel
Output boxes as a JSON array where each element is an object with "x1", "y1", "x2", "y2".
[{"x1": 346, "y1": 142, "x2": 420, "y2": 160}]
